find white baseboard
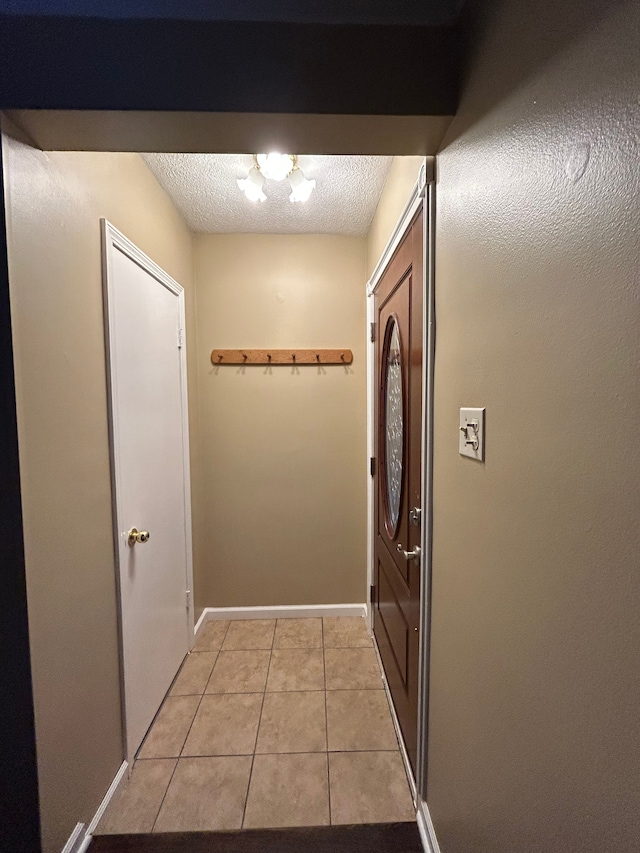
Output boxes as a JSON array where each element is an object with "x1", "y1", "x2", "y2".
[
  {"x1": 417, "y1": 797, "x2": 442, "y2": 853},
  {"x1": 60, "y1": 823, "x2": 85, "y2": 853},
  {"x1": 76, "y1": 835, "x2": 92, "y2": 853},
  {"x1": 85, "y1": 759, "x2": 128, "y2": 835},
  {"x1": 193, "y1": 607, "x2": 210, "y2": 636},
  {"x1": 61, "y1": 760, "x2": 128, "y2": 853},
  {"x1": 194, "y1": 603, "x2": 367, "y2": 639}
]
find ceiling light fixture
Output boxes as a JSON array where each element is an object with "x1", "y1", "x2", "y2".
[
  {"x1": 256, "y1": 152, "x2": 295, "y2": 182},
  {"x1": 236, "y1": 166, "x2": 267, "y2": 203},
  {"x1": 237, "y1": 153, "x2": 316, "y2": 203},
  {"x1": 287, "y1": 167, "x2": 316, "y2": 203}
]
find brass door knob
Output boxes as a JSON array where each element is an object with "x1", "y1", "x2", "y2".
[{"x1": 127, "y1": 528, "x2": 150, "y2": 547}]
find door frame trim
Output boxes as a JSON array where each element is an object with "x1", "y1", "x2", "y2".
[
  {"x1": 366, "y1": 171, "x2": 427, "y2": 298},
  {"x1": 418, "y1": 170, "x2": 437, "y2": 803},
  {"x1": 365, "y1": 157, "x2": 437, "y2": 828},
  {"x1": 101, "y1": 220, "x2": 195, "y2": 761},
  {"x1": 366, "y1": 169, "x2": 425, "y2": 631}
]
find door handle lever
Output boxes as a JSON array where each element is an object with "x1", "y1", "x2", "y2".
[{"x1": 397, "y1": 544, "x2": 421, "y2": 563}]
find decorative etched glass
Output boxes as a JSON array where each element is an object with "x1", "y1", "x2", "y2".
[{"x1": 384, "y1": 318, "x2": 403, "y2": 531}]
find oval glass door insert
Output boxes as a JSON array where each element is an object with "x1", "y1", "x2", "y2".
[{"x1": 384, "y1": 317, "x2": 404, "y2": 532}]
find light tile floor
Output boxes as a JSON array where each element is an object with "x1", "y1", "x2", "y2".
[{"x1": 95, "y1": 616, "x2": 415, "y2": 834}]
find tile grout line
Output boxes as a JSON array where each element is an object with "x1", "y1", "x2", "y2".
[
  {"x1": 142, "y1": 646, "x2": 216, "y2": 747},
  {"x1": 149, "y1": 627, "x2": 230, "y2": 832},
  {"x1": 171, "y1": 686, "x2": 386, "y2": 697},
  {"x1": 192, "y1": 617, "x2": 231, "y2": 653},
  {"x1": 148, "y1": 699, "x2": 199, "y2": 832},
  {"x1": 171, "y1": 650, "x2": 219, "y2": 698},
  {"x1": 137, "y1": 748, "x2": 400, "y2": 759},
  {"x1": 201, "y1": 648, "x2": 271, "y2": 699},
  {"x1": 152, "y1": 620, "x2": 274, "y2": 832},
  {"x1": 148, "y1": 756, "x2": 180, "y2": 833},
  {"x1": 322, "y1": 618, "x2": 332, "y2": 826},
  {"x1": 220, "y1": 620, "x2": 232, "y2": 644},
  {"x1": 149, "y1": 669, "x2": 215, "y2": 831},
  {"x1": 140, "y1": 636, "x2": 222, "y2": 830},
  {"x1": 241, "y1": 621, "x2": 276, "y2": 829},
  {"x1": 121, "y1": 619, "x2": 382, "y2": 835}
]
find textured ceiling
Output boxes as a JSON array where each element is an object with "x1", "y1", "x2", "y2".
[{"x1": 142, "y1": 154, "x2": 392, "y2": 235}]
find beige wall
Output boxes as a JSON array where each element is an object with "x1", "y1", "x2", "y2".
[
  {"x1": 194, "y1": 234, "x2": 367, "y2": 608},
  {"x1": 366, "y1": 156, "x2": 423, "y2": 278},
  {"x1": 427, "y1": 0, "x2": 640, "y2": 850},
  {"x1": 2, "y1": 131, "x2": 200, "y2": 853}
]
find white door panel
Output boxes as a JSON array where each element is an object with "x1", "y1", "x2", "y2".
[{"x1": 103, "y1": 223, "x2": 191, "y2": 762}]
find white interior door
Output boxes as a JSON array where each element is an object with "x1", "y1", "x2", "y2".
[{"x1": 102, "y1": 221, "x2": 192, "y2": 763}]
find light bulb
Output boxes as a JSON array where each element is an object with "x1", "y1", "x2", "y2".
[
  {"x1": 256, "y1": 152, "x2": 294, "y2": 182},
  {"x1": 288, "y1": 168, "x2": 316, "y2": 203},
  {"x1": 237, "y1": 167, "x2": 267, "y2": 202}
]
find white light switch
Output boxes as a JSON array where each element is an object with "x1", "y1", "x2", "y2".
[{"x1": 459, "y1": 407, "x2": 485, "y2": 461}]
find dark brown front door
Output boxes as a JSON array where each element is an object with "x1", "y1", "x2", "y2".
[{"x1": 373, "y1": 209, "x2": 423, "y2": 773}]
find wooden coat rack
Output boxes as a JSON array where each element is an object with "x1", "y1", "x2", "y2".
[{"x1": 211, "y1": 349, "x2": 353, "y2": 366}]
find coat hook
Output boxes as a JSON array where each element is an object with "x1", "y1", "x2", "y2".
[
  {"x1": 292, "y1": 353, "x2": 296, "y2": 362},
  {"x1": 316, "y1": 353, "x2": 320, "y2": 362},
  {"x1": 217, "y1": 354, "x2": 223, "y2": 361},
  {"x1": 267, "y1": 353, "x2": 272, "y2": 362},
  {"x1": 340, "y1": 352, "x2": 345, "y2": 361},
  {"x1": 242, "y1": 352, "x2": 247, "y2": 361}
]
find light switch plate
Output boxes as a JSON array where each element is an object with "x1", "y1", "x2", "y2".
[{"x1": 459, "y1": 407, "x2": 485, "y2": 461}]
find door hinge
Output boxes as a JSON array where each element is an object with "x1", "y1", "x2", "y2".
[
  {"x1": 178, "y1": 328, "x2": 184, "y2": 349},
  {"x1": 185, "y1": 589, "x2": 191, "y2": 609},
  {"x1": 370, "y1": 321, "x2": 376, "y2": 343},
  {"x1": 370, "y1": 456, "x2": 376, "y2": 477},
  {"x1": 370, "y1": 584, "x2": 376, "y2": 604}
]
